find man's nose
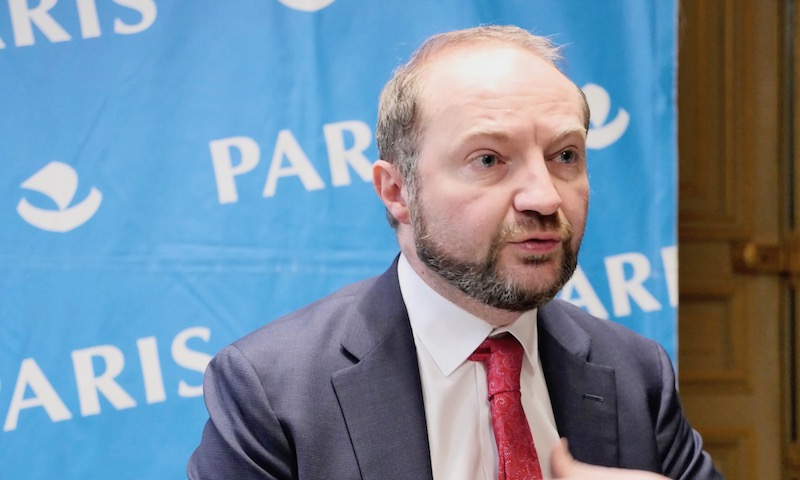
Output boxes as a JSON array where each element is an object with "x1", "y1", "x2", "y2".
[{"x1": 511, "y1": 158, "x2": 562, "y2": 216}]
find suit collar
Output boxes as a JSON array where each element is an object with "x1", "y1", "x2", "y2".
[
  {"x1": 332, "y1": 260, "x2": 621, "y2": 475},
  {"x1": 332, "y1": 259, "x2": 434, "y2": 480},
  {"x1": 538, "y1": 300, "x2": 620, "y2": 467}
]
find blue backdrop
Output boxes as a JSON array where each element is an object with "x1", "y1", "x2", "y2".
[{"x1": 0, "y1": 1, "x2": 676, "y2": 478}]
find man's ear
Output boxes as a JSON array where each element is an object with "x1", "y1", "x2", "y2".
[{"x1": 373, "y1": 159, "x2": 410, "y2": 225}]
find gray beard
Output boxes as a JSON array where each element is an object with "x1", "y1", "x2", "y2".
[{"x1": 413, "y1": 212, "x2": 578, "y2": 312}]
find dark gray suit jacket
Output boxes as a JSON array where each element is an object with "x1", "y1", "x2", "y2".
[{"x1": 188, "y1": 261, "x2": 722, "y2": 479}]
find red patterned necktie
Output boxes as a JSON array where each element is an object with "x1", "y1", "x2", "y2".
[{"x1": 470, "y1": 334, "x2": 543, "y2": 480}]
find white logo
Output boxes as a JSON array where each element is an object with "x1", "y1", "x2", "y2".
[
  {"x1": 17, "y1": 162, "x2": 103, "y2": 233},
  {"x1": 582, "y1": 83, "x2": 630, "y2": 149},
  {"x1": 276, "y1": 0, "x2": 336, "y2": 12}
]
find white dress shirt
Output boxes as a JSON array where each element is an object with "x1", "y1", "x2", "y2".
[{"x1": 398, "y1": 254, "x2": 560, "y2": 480}]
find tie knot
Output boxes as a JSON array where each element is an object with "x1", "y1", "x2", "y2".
[{"x1": 469, "y1": 334, "x2": 524, "y2": 396}]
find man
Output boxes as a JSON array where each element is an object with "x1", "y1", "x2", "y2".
[{"x1": 188, "y1": 26, "x2": 722, "y2": 479}]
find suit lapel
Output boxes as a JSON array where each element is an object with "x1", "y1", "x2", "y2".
[
  {"x1": 538, "y1": 302, "x2": 620, "y2": 467},
  {"x1": 331, "y1": 262, "x2": 434, "y2": 480},
  {"x1": 329, "y1": 263, "x2": 620, "y2": 475}
]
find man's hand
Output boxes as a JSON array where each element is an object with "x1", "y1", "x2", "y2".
[{"x1": 551, "y1": 439, "x2": 668, "y2": 479}]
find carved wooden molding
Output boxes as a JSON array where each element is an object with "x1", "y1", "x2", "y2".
[
  {"x1": 678, "y1": 1, "x2": 756, "y2": 241},
  {"x1": 700, "y1": 427, "x2": 754, "y2": 480},
  {"x1": 678, "y1": 279, "x2": 748, "y2": 390}
]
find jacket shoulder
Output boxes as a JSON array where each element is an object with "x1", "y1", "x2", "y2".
[
  {"x1": 541, "y1": 298, "x2": 665, "y2": 365},
  {"x1": 233, "y1": 275, "x2": 378, "y2": 351}
]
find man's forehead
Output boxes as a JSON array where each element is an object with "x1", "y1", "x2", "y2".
[
  {"x1": 416, "y1": 44, "x2": 585, "y2": 121},
  {"x1": 418, "y1": 43, "x2": 572, "y2": 96},
  {"x1": 422, "y1": 41, "x2": 553, "y2": 78}
]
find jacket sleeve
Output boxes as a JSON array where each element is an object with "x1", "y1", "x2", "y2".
[
  {"x1": 653, "y1": 344, "x2": 724, "y2": 480},
  {"x1": 187, "y1": 345, "x2": 295, "y2": 480}
]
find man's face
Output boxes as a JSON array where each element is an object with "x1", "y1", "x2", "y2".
[{"x1": 407, "y1": 44, "x2": 589, "y2": 312}]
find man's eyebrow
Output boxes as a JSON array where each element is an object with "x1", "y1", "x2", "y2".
[
  {"x1": 456, "y1": 129, "x2": 512, "y2": 144},
  {"x1": 456, "y1": 123, "x2": 587, "y2": 146},
  {"x1": 551, "y1": 124, "x2": 588, "y2": 144}
]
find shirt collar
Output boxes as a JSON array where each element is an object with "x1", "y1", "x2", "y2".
[{"x1": 398, "y1": 254, "x2": 540, "y2": 377}]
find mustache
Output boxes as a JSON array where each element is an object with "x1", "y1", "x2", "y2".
[{"x1": 497, "y1": 213, "x2": 573, "y2": 242}]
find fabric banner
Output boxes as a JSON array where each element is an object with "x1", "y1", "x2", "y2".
[{"x1": 0, "y1": 1, "x2": 676, "y2": 478}]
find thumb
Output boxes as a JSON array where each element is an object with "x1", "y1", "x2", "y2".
[
  {"x1": 550, "y1": 439, "x2": 669, "y2": 480},
  {"x1": 550, "y1": 438, "x2": 575, "y2": 477}
]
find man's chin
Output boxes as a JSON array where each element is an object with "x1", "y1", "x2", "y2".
[
  {"x1": 481, "y1": 282, "x2": 562, "y2": 313},
  {"x1": 496, "y1": 264, "x2": 569, "y2": 297}
]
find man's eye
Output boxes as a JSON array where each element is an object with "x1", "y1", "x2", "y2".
[
  {"x1": 477, "y1": 154, "x2": 498, "y2": 167},
  {"x1": 559, "y1": 150, "x2": 576, "y2": 163}
]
